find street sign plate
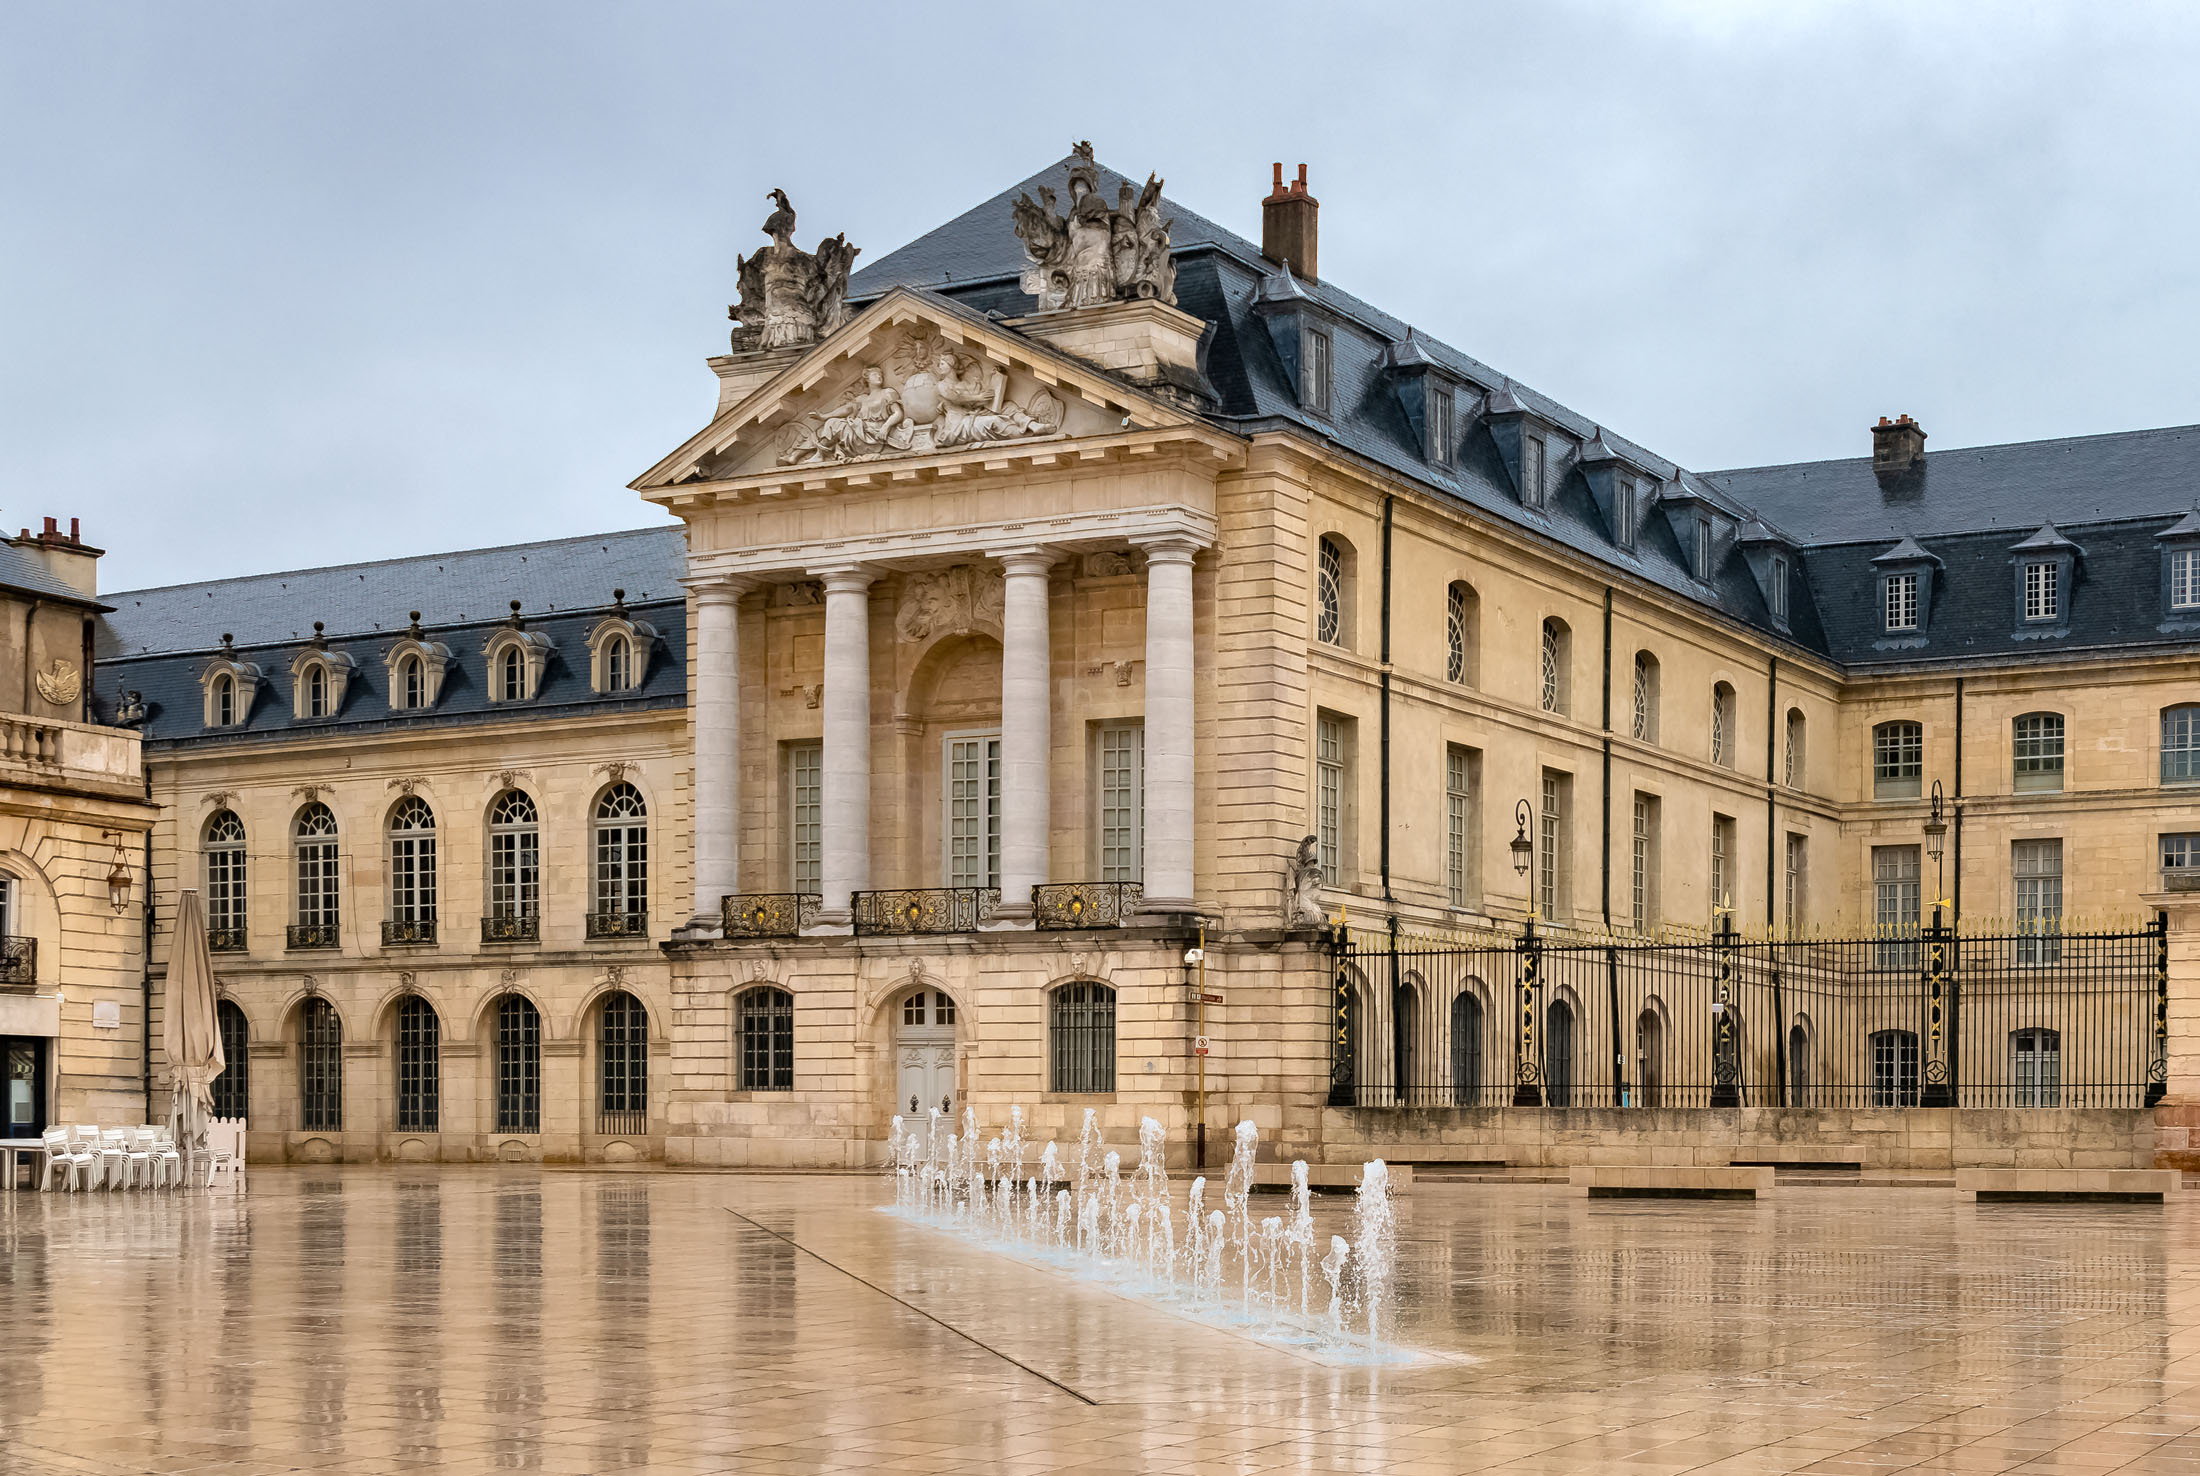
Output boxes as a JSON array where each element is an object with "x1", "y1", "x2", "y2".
[
  {"x1": 1200, "y1": 991, "x2": 1225, "y2": 1005},
  {"x1": 1193, "y1": 1035, "x2": 1210, "y2": 1056}
]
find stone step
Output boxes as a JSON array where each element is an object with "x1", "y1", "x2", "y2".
[
  {"x1": 1954, "y1": 1168, "x2": 2179, "y2": 1202},
  {"x1": 1569, "y1": 1165, "x2": 1775, "y2": 1199}
]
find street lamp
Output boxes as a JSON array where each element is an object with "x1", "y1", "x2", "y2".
[
  {"x1": 1922, "y1": 779, "x2": 1948, "y2": 920},
  {"x1": 1510, "y1": 799, "x2": 1534, "y2": 877},
  {"x1": 100, "y1": 830, "x2": 132, "y2": 914}
]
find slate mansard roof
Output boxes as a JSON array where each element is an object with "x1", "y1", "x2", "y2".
[{"x1": 95, "y1": 526, "x2": 688, "y2": 744}]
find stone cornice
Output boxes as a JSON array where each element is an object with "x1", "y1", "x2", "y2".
[{"x1": 685, "y1": 504, "x2": 1217, "y2": 584}]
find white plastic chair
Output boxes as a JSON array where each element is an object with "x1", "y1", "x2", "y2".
[
  {"x1": 37, "y1": 1126, "x2": 89, "y2": 1191},
  {"x1": 118, "y1": 1128, "x2": 155, "y2": 1190},
  {"x1": 97, "y1": 1129, "x2": 130, "y2": 1190},
  {"x1": 145, "y1": 1127, "x2": 182, "y2": 1190},
  {"x1": 206, "y1": 1118, "x2": 246, "y2": 1193},
  {"x1": 73, "y1": 1126, "x2": 108, "y2": 1190}
]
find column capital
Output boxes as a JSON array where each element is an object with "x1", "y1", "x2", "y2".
[
  {"x1": 682, "y1": 573, "x2": 758, "y2": 602},
  {"x1": 808, "y1": 564, "x2": 881, "y2": 595},
  {"x1": 1132, "y1": 534, "x2": 1203, "y2": 566},
  {"x1": 987, "y1": 546, "x2": 1061, "y2": 578}
]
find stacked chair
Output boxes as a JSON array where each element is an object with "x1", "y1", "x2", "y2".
[{"x1": 35, "y1": 1122, "x2": 197, "y2": 1191}]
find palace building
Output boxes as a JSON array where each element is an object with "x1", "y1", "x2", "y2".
[{"x1": 51, "y1": 149, "x2": 2200, "y2": 1170}]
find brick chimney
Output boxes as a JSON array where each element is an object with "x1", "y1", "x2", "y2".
[
  {"x1": 1872, "y1": 414, "x2": 1926, "y2": 475},
  {"x1": 11, "y1": 514, "x2": 103, "y2": 597},
  {"x1": 1262, "y1": 163, "x2": 1319, "y2": 283}
]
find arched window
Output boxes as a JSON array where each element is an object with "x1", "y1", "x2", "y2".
[
  {"x1": 210, "y1": 1000, "x2": 250, "y2": 1120},
  {"x1": 1869, "y1": 1028, "x2": 1920, "y2": 1107},
  {"x1": 394, "y1": 996, "x2": 440, "y2": 1132},
  {"x1": 493, "y1": 995, "x2": 541, "y2": 1133},
  {"x1": 2010, "y1": 1027, "x2": 2061, "y2": 1108},
  {"x1": 205, "y1": 810, "x2": 247, "y2": 951},
  {"x1": 1631, "y1": 652, "x2": 1659, "y2": 743},
  {"x1": 1788, "y1": 1021, "x2": 1812, "y2": 1107},
  {"x1": 292, "y1": 803, "x2": 340, "y2": 945},
  {"x1": 598, "y1": 991, "x2": 648, "y2": 1134},
  {"x1": 605, "y1": 635, "x2": 631, "y2": 693},
  {"x1": 386, "y1": 796, "x2": 437, "y2": 941},
  {"x1": 499, "y1": 646, "x2": 525, "y2": 703},
  {"x1": 1315, "y1": 536, "x2": 1348, "y2": 646},
  {"x1": 1391, "y1": 978, "x2": 1421, "y2": 1105},
  {"x1": 1049, "y1": 982, "x2": 1116, "y2": 1093},
  {"x1": 305, "y1": 664, "x2": 329, "y2": 719},
  {"x1": 1784, "y1": 708, "x2": 1806, "y2": 789},
  {"x1": 214, "y1": 674, "x2": 236, "y2": 727},
  {"x1": 2167, "y1": 705, "x2": 2200, "y2": 784},
  {"x1": 1445, "y1": 582, "x2": 1476, "y2": 685},
  {"x1": 591, "y1": 783, "x2": 649, "y2": 937},
  {"x1": 1873, "y1": 720, "x2": 1924, "y2": 799},
  {"x1": 736, "y1": 987, "x2": 794, "y2": 1092},
  {"x1": 1541, "y1": 618, "x2": 1570, "y2": 715},
  {"x1": 1710, "y1": 682, "x2": 1737, "y2": 767},
  {"x1": 1636, "y1": 1006, "x2": 1664, "y2": 1108},
  {"x1": 1545, "y1": 999, "x2": 1576, "y2": 1107},
  {"x1": 2013, "y1": 712, "x2": 2065, "y2": 793},
  {"x1": 1449, "y1": 990, "x2": 1483, "y2": 1106},
  {"x1": 299, "y1": 997, "x2": 342, "y2": 1131},
  {"x1": 486, "y1": 790, "x2": 540, "y2": 936},
  {"x1": 400, "y1": 654, "x2": 425, "y2": 710}
]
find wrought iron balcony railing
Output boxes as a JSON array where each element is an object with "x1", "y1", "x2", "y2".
[
  {"x1": 286, "y1": 922, "x2": 340, "y2": 950},
  {"x1": 586, "y1": 911, "x2": 649, "y2": 940},
  {"x1": 1032, "y1": 881, "x2": 1144, "y2": 930},
  {"x1": 207, "y1": 927, "x2": 247, "y2": 954},
  {"x1": 721, "y1": 893, "x2": 821, "y2": 938},
  {"x1": 0, "y1": 935, "x2": 34, "y2": 987},
  {"x1": 481, "y1": 913, "x2": 540, "y2": 944},
  {"x1": 853, "y1": 887, "x2": 1000, "y2": 937},
  {"x1": 381, "y1": 918, "x2": 437, "y2": 947}
]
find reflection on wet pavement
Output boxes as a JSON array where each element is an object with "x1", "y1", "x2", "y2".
[{"x1": 2, "y1": 1169, "x2": 2198, "y2": 1473}]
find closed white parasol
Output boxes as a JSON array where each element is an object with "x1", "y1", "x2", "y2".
[{"x1": 162, "y1": 889, "x2": 225, "y2": 1176}]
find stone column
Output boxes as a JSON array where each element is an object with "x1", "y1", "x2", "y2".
[
  {"x1": 1136, "y1": 538, "x2": 1200, "y2": 911},
  {"x1": 685, "y1": 578, "x2": 747, "y2": 933},
  {"x1": 814, "y1": 568, "x2": 877, "y2": 927},
  {"x1": 991, "y1": 549, "x2": 1056, "y2": 921},
  {"x1": 2147, "y1": 891, "x2": 2200, "y2": 1168}
]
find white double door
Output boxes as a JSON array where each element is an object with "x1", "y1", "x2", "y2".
[{"x1": 896, "y1": 989, "x2": 959, "y2": 1121}]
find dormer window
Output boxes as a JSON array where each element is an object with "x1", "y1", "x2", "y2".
[
  {"x1": 1769, "y1": 555, "x2": 1790, "y2": 623},
  {"x1": 482, "y1": 604, "x2": 553, "y2": 704},
  {"x1": 214, "y1": 674, "x2": 236, "y2": 727},
  {"x1": 607, "y1": 637, "x2": 629, "y2": 691},
  {"x1": 306, "y1": 666, "x2": 329, "y2": 718},
  {"x1": 2173, "y1": 548, "x2": 2200, "y2": 611},
  {"x1": 382, "y1": 617, "x2": 451, "y2": 713},
  {"x1": 1523, "y1": 437, "x2": 1547, "y2": 509},
  {"x1": 1615, "y1": 479, "x2": 1638, "y2": 550},
  {"x1": 499, "y1": 647, "x2": 523, "y2": 701},
  {"x1": 2023, "y1": 561, "x2": 2058, "y2": 622},
  {"x1": 1885, "y1": 572, "x2": 1919, "y2": 632},
  {"x1": 400, "y1": 655, "x2": 425, "y2": 709},
  {"x1": 586, "y1": 597, "x2": 658, "y2": 695},
  {"x1": 1693, "y1": 518, "x2": 1714, "y2": 582},
  {"x1": 1301, "y1": 326, "x2": 1332, "y2": 416},
  {"x1": 199, "y1": 638, "x2": 261, "y2": 729},
  {"x1": 1426, "y1": 389, "x2": 1454, "y2": 465},
  {"x1": 288, "y1": 629, "x2": 354, "y2": 721}
]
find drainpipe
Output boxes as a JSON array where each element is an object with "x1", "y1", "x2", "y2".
[
  {"x1": 1952, "y1": 676, "x2": 1965, "y2": 923},
  {"x1": 21, "y1": 599, "x2": 40, "y2": 709},
  {"x1": 141, "y1": 764, "x2": 155, "y2": 1125},
  {"x1": 1379, "y1": 495, "x2": 1394, "y2": 906},
  {"x1": 1768, "y1": 655, "x2": 1787, "y2": 1105},
  {"x1": 1601, "y1": 588, "x2": 1623, "y2": 1104}
]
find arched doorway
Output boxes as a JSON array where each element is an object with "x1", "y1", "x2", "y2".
[
  {"x1": 1546, "y1": 999, "x2": 1576, "y2": 1107},
  {"x1": 1636, "y1": 1005, "x2": 1665, "y2": 1107},
  {"x1": 1449, "y1": 989, "x2": 1484, "y2": 1106},
  {"x1": 895, "y1": 989, "x2": 958, "y2": 1124}
]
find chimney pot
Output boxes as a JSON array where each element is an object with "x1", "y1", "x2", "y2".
[
  {"x1": 1871, "y1": 413, "x2": 1927, "y2": 476},
  {"x1": 1261, "y1": 161, "x2": 1319, "y2": 283},
  {"x1": 69, "y1": 517, "x2": 80, "y2": 543}
]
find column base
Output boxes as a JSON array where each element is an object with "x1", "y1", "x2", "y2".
[
  {"x1": 803, "y1": 912, "x2": 853, "y2": 936},
  {"x1": 984, "y1": 902, "x2": 1034, "y2": 928},
  {"x1": 671, "y1": 915, "x2": 724, "y2": 942},
  {"x1": 1136, "y1": 896, "x2": 1200, "y2": 919}
]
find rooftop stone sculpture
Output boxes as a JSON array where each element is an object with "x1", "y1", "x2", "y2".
[
  {"x1": 728, "y1": 189, "x2": 860, "y2": 353},
  {"x1": 1012, "y1": 142, "x2": 1175, "y2": 312}
]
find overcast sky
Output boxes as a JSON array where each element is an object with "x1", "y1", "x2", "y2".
[{"x1": 5, "y1": 3, "x2": 2197, "y2": 593}]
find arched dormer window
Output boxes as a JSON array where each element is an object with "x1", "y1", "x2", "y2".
[
  {"x1": 288, "y1": 625, "x2": 355, "y2": 721},
  {"x1": 1315, "y1": 535, "x2": 1355, "y2": 648},
  {"x1": 587, "y1": 595, "x2": 659, "y2": 695},
  {"x1": 483, "y1": 603, "x2": 553, "y2": 704},
  {"x1": 383, "y1": 614, "x2": 452, "y2": 712},
  {"x1": 198, "y1": 637, "x2": 261, "y2": 729}
]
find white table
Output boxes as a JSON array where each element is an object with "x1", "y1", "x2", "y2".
[{"x1": 0, "y1": 1138, "x2": 44, "y2": 1190}]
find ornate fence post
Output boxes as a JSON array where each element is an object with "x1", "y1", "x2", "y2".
[
  {"x1": 2149, "y1": 908, "x2": 2170, "y2": 1107},
  {"x1": 1326, "y1": 922, "x2": 1355, "y2": 1108},
  {"x1": 1920, "y1": 906, "x2": 1954, "y2": 1108},
  {"x1": 1512, "y1": 914, "x2": 1544, "y2": 1107},
  {"x1": 1710, "y1": 913, "x2": 1741, "y2": 1108}
]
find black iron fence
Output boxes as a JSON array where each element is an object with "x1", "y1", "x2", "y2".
[{"x1": 1329, "y1": 911, "x2": 2168, "y2": 1111}]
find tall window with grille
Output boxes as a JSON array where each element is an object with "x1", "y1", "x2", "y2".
[
  {"x1": 1445, "y1": 745, "x2": 1474, "y2": 908},
  {"x1": 786, "y1": 743, "x2": 822, "y2": 892},
  {"x1": 213, "y1": 673, "x2": 236, "y2": 727},
  {"x1": 1315, "y1": 713, "x2": 1347, "y2": 884},
  {"x1": 2010, "y1": 1027, "x2": 2061, "y2": 1107},
  {"x1": 293, "y1": 803, "x2": 340, "y2": 938},
  {"x1": 1301, "y1": 326, "x2": 1332, "y2": 415},
  {"x1": 1316, "y1": 536, "x2": 1345, "y2": 645},
  {"x1": 1768, "y1": 554, "x2": 1789, "y2": 623},
  {"x1": 1873, "y1": 720, "x2": 1923, "y2": 799},
  {"x1": 1445, "y1": 583, "x2": 1473, "y2": 684},
  {"x1": 1784, "y1": 708, "x2": 1806, "y2": 789},
  {"x1": 1540, "y1": 619, "x2": 1569, "y2": 714},
  {"x1": 605, "y1": 634, "x2": 632, "y2": 692},
  {"x1": 1049, "y1": 982, "x2": 1116, "y2": 1093},
  {"x1": 1870, "y1": 1029, "x2": 1920, "y2": 1107},
  {"x1": 1710, "y1": 683, "x2": 1736, "y2": 767},
  {"x1": 737, "y1": 987, "x2": 794, "y2": 1091},
  {"x1": 2164, "y1": 705, "x2": 2200, "y2": 784},
  {"x1": 386, "y1": 796, "x2": 437, "y2": 933},
  {"x1": 1872, "y1": 845, "x2": 1921, "y2": 967},
  {"x1": 1693, "y1": 518, "x2": 1714, "y2": 582},
  {"x1": 1884, "y1": 571, "x2": 1920, "y2": 632},
  {"x1": 394, "y1": 995, "x2": 439, "y2": 1132},
  {"x1": 399, "y1": 654, "x2": 425, "y2": 709},
  {"x1": 1614, "y1": 478, "x2": 1638, "y2": 549},
  {"x1": 1784, "y1": 833, "x2": 1808, "y2": 936},
  {"x1": 299, "y1": 996, "x2": 342, "y2": 1131},
  {"x1": 2173, "y1": 548, "x2": 2200, "y2": 611},
  {"x1": 487, "y1": 790, "x2": 539, "y2": 927},
  {"x1": 2165, "y1": 832, "x2": 2200, "y2": 886},
  {"x1": 1539, "y1": 769, "x2": 1568, "y2": 920},
  {"x1": 1630, "y1": 793, "x2": 1658, "y2": 932},
  {"x1": 944, "y1": 733, "x2": 1002, "y2": 889},
  {"x1": 1710, "y1": 814, "x2": 1737, "y2": 918},
  {"x1": 593, "y1": 783, "x2": 648, "y2": 931},
  {"x1": 205, "y1": 810, "x2": 247, "y2": 949},
  {"x1": 1631, "y1": 652, "x2": 1658, "y2": 743},
  {"x1": 210, "y1": 999, "x2": 250, "y2": 1121},
  {"x1": 498, "y1": 646, "x2": 524, "y2": 702},
  {"x1": 1426, "y1": 387, "x2": 1454, "y2": 464},
  {"x1": 2012, "y1": 713, "x2": 2065, "y2": 792},
  {"x1": 304, "y1": 664, "x2": 329, "y2": 718},
  {"x1": 2013, "y1": 838, "x2": 2063, "y2": 964},
  {"x1": 2023, "y1": 560, "x2": 2059, "y2": 622},
  {"x1": 1096, "y1": 722, "x2": 1143, "y2": 883},
  {"x1": 598, "y1": 991, "x2": 648, "y2": 1135},
  {"x1": 494, "y1": 994, "x2": 541, "y2": 1132}
]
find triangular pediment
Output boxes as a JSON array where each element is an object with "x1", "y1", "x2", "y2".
[{"x1": 632, "y1": 288, "x2": 1200, "y2": 495}]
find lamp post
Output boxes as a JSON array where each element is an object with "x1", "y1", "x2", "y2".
[
  {"x1": 1510, "y1": 799, "x2": 1534, "y2": 889},
  {"x1": 1508, "y1": 798, "x2": 1543, "y2": 1106},
  {"x1": 100, "y1": 830, "x2": 133, "y2": 915},
  {"x1": 1920, "y1": 779, "x2": 1956, "y2": 1107},
  {"x1": 1922, "y1": 779, "x2": 1948, "y2": 917}
]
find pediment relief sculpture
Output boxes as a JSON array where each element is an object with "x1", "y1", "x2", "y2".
[
  {"x1": 1013, "y1": 142, "x2": 1175, "y2": 312},
  {"x1": 896, "y1": 564, "x2": 1006, "y2": 643},
  {"x1": 774, "y1": 328, "x2": 1068, "y2": 468},
  {"x1": 729, "y1": 190, "x2": 859, "y2": 354}
]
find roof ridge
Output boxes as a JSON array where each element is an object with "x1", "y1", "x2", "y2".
[{"x1": 1705, "y1": 421, "x2": 2200, "y2": 480}]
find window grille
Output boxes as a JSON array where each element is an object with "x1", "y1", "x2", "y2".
[
  {"x1": 945, "y1": 734, "x2": 1001, "y2": 889},
  {"x1": 1316, "y1": 537, "x2": 1343, "y2": 645},
  {"x1": 1049, "y1": 982, "x2": 1116, "y2": 1093},
  {"x1": 1710, "y1": 684, "x2": 1735, "y2": 767},
  {"x1": 395, "y1": 995, "x2": 440, "y2": 1132},
  {"x1": 593, "y1": 782, "x2": 649, "y2": 924},
  {"x1": 1869, "y1": 1029, "x2": 1920, "y2": 1106},
  {"x1": 606, "y1": 635, "x2": 631, "y2": 692},
  {"x1": 2014, "y1": 838, "x2": 2063, "y2": 965},
  {"x1": 1523, "y1": 437, "x2": 1546, "y2": 508},
  {"x1": 1301, "y1": 327, "x2": 1332, "y2": 415},
  {"x1": 387, "y1": 796, "x2": 437, "y2": 926},
  {"x1": 2024, "y1": 560, "x2": 2058, "y2": 622},
  {"x1": 1445, "y1": 746, "x2": 1472, "y2": 908},
  {"x1": 500, "y1": 647, "x2": 524, "y2": 702},
  {"x1": 401, "y1": 655, "x2": 424, "y2": 709},
  {"x1": 1316, "y1": 715, "x2": 1344, "y2": 884},
  {"x1": 782, "y1": 743, "x2": 821, "y2": 892},
  {"x1": 1541, "y1": 620, "x2": 1566, "y2": 713},
  {"x1": 1445, "y1": 585, "x2": 1469, "y2": 683},
  {"x1": 1449, "y1": 993, "x2": 1482, "y2": 1105},
  {"x1": 211, "y1": 1000, "x2": 250, "y2": 1121},
  {"x1": 1784, "y1": 710, "x2": 1805, "y2": 788},
  {"x1": 214, "y1": 674, "x2": 235, "y2": 727},
  {"x1": 2010, "y1": 1027, "x2": 2061, "y2": 1107},
  {"x1": 293, "y1": 803, "x2": 340, "y2": 932},
  {"x1": 299, "y1": 996, "x2": 342, "y2": 1131},
  {"x1": 1872, "y1": 846, "x2": 1921, "y2": 968},
  {"x1": 1873, "y1": 721, "x2": 1923, "y2": 799},
  {"x1": 494, "y1": 994, "x2": 541, "y2": 1132},
  {"x1": 1884, "y1": 571, "x2": 1919, "y2": 632},
  {"x1": 2012, "y1": 713, "x2": 2065, "y2": 793},
  {"x1": 1630, "y1": 793, "x2": 1654, "y2": 932},
  {"x1": 306, "y1": 664, "x2": 328, "y2": 718},
  {"x1": 737, "y1": 987, "x2": 794, "y2": 1091},
  {"x1": 1769, "y1": 555, "x2": 1789, "y2": 621},
  {"x1": 488, "y1": 790, "x2": 539, "y2": 920},
  {"x1": 1784, "y1": 833, "x2": 1808, "y2": 936},
  {"x1": 205, "y1": 811, "x2": 247, "y2": 941},
  {"x1": 2163, "y1": 705, "x2": 2200, "y2": 784},
  {"x1": 1098, "y1": 723, "x2": 1143, "y2": 883},
  {"x1": 2173, "y1": 548, "x2": 2200, "y2": 611},
  {"x1": 1545, "y1": 1000, "x2": 1575, "y2": 1106},
  {"x1": 598, "y1": 991, "x2": 648, "y2": 1135},
  {"x1": 1539, "y1": 770, "x2": 1564, "y2": 919},
  {"x1": 1631, "y1": 653, "x2": 1657, "y2": 742}
]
